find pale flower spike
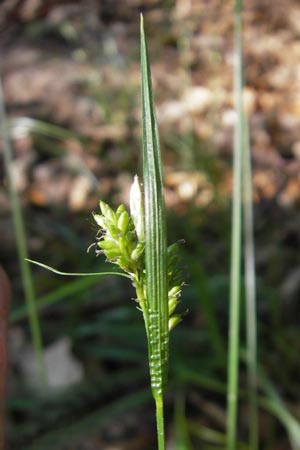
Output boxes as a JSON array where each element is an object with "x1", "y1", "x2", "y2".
[{"x1": 92, "y1": 175, "x2": 183, "y2": 333}]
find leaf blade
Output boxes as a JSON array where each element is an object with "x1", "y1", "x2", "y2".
[
  {"x1": 140, "y1": 15, "x2": 169, "y2": 399},
  {"x1": 26, "y1": 259, "x2": 131, "y2": 279}
]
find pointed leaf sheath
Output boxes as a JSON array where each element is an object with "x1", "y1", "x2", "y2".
[{"x1": 140, "y1": 16, "x2": 169, "y2": 400}]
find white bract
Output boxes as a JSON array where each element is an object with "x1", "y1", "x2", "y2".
[{"x1": 130, "y1": 175, "x2": 144, "y2": 241}]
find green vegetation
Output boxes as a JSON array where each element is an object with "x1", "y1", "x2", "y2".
[
  {"x1": 2, "y1": 4, "x2": 300, "y2": 450},
  {"x1": 226, "y1": 1, "x2": 244, "y2": 448},
  {"x1": 0, "y1": 80, "x2": 46, "y2": 386}
]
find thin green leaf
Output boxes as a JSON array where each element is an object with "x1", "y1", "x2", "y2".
[
  {"x1": 260, "y1": 374, "x2": 300, "y2": 450},
  {"x1": 243, "y1": 114, "x2": 258, "y2": 449},
  {"x1": 190, "y1": 422, "x2": 248, "y2": 450},
  {"x1": 141, "y1": 15, "x2": 168, "y2": 450},
  {"x1": 0, "y1": 79, "x2": 46, "y2": 385},
  {"x1": 176, "y1": 367, "x2": 226, "y2": 394},
  {"x1": 26, "y1": 259, "x2": 131, "y2": 279},
  {"x1": 10, "y1": 276, "x2": 100, "y2": 322},
  {"x1": 141, "y1": 13, "x2": 168, "y2": 401},
  {"x1": 10, "y1": 117, "x2": 80, "y2": 141},
  {"x1": 174, "y1": 394, "x2": 193, "y2": 450},
  {"x1": 226, "y1": 1, "x2": 244, "y2": 449}
]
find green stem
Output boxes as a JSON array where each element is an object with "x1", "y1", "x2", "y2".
[
  {"x1": 155, "y1": 394, "x2": 165, "y2": 450},
  {"x1": 243, "y1": 117, "x2": 258, "y2": 450},
  {"x1": 0, "y1": 78, "x2": 47, "y2": 387},
  {"x1": 227, "y1": 1, "x2": 243, "y2": 449}
]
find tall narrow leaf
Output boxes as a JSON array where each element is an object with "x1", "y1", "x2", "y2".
[
  {"x1": 226, "y1": 0, "x2": 243, "y2": 449},
  {"x1": 0, "y1": 78, "x2": 47, "y2": 386},
  {"x1": 141, "y1": 15, "x2": 169, "y2": 449},
  {"x1": 243, "y1": 115, "x2": 258, "y2": 449}
]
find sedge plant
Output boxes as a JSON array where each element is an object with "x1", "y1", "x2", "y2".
[
  {"x1": 28, "y1": 16, "x2": 183, "y2": 450},
  {"x1": 91, "y1": 17, "x2": 183, "y2": 448}
]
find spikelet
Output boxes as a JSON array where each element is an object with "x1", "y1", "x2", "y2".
[{"x1": 92, "y1": 176, "x2": 183, "y2": 331}]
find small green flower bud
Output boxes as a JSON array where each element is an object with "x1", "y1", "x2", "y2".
[
  {"x1": 167, "y1": 243, "x2": 179, "y2": 268},
  {"x1": 117, "y1": 211, "x2": 130, "y2": 234},
  {"x1": 105, "y1": 249, "x2": 122, "y2": 259},
  {"x1": 167, "y1": 242, "x2": 179, "y2": 257},
  {"x1": 168, "y1": 296, "x2": 178, "y2": 316},
  {"x1": 119, "y1": 236, "x2": 129, "y2": 255},
  {"x1": 100, "y1": 201, "x2": 115, "y2": 222},
  {"x1": 98, "y1": 239, "x2": 118, "y2": 251},
  {"x1": 168, "y1": 285, "x2": 181, "y2": 298},
  {"x1": 117, "y1": 256, "x2": 132, "y2": 272},
  {"x1": 109, "y1": 226, "x2": 122, "y2": 240},
  {"x1": 116, "y1": 204, "x2": 126, "y2": 218},
  {"x1": 131, "y1": 242, "x2": 145, "y2": 261},
  {"x1": 93, "y1": 213, "x2": 105, "y2": 228},
  {"x1": 168, "y1": 315, "x2": 182, "y2": 332}
]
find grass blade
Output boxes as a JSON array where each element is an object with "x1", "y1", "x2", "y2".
[
  {"x1": 141, "y1": 14, "x2": 168, "y2": 450},
  {"x1": 226, "y1": 1, "x2": 244, "y2": 448},
  {"x1": 10, "y1": 276, "x2": 99, "y2": 322},
  {"x1": 260, "y1": 374, "x2": 300, "y2": 450},
  {"x1": 243, "y1": 115, "x2": 258, "y2": 449},
  {"x1": 174, "y1": 394, "x2": 193, "y2": 450},
  {"x1": 0, "y1": 78, "x2": 46, "y2": 386},
  {"x1": 25, "y1": 259, "x2": 131, "y2": 279},
  {"x1": 10, "y1": 116, "x2": 79, "y2": 140}
]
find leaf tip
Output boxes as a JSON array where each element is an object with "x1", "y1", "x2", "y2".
[{"x1": 140, "y1": 13, "x2": 144, "y2": 34}]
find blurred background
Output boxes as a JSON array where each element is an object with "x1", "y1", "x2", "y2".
[{"x1": 1, "y1": 0, "x2": 300, "y2": 449}]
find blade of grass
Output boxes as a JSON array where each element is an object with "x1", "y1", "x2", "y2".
[
  {"x1": 226, "y1": 1, "x2": 244, "y2": 449},
  {"x1": 0, "y1": 78, "x2": 46, "y2": 386},
  {"x1": 11, "y1": 262, "x2": 131, "y2": 322},
  {"x1": 189, "y1": 423, "x2": 227, "y2": 447},
  {"x1": 176, "y1": 366, "x2": 226, "y2": 394},
  {"x1": 259, "y1": 374, "x2": 300, "y2": 450},
  {"x1": 243, "y1": 115, "x2": 258, "y2": 449},
  {"x1": 190, "y1": 422, "x2": 249, "y2": 450},
  {"x1": 10, "y1": 276, "x2": 100, "y2": 323},
  {"x1": 9, "y1": 117, "x2": 79, "y2": 141},
  {"x1": 25, "y1": 259, "x2": 131, "y2": 278},
  {"x1": 174, "y1": 394, "x2": 193, "y2": 450},
  {"x1": 141, "y1": 14, "x2": 168, "y2": 450},
  {"x1": 261, "y1": 397, "x2": 300, "y2": 450}
]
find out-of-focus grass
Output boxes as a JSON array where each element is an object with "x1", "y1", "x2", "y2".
[{"x1": 0, "y1": 82, "x2": 47, "y2": 386}]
